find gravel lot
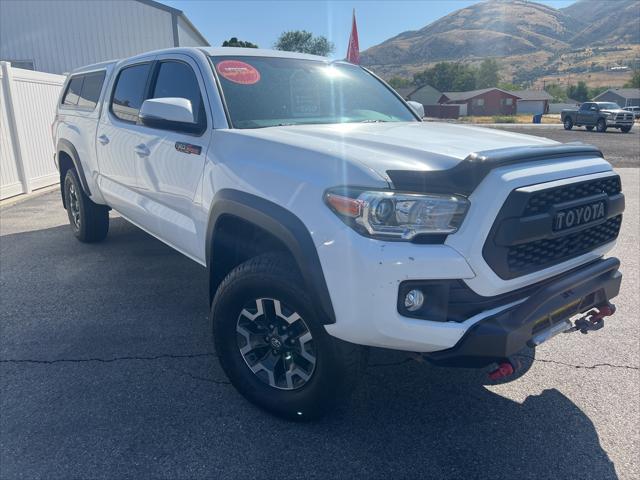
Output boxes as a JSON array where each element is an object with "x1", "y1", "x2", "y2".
[
  {"x1": 1, "y1": 169, "x2": 638, "y2": 479},
  {"x1": 486, "y1": 124, "x2": 639, "y2": 168}
]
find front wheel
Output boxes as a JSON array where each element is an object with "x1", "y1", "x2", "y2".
[
  {"x1": 621, "y1": 126, "x2": 632, "y2": 133},
  {"x1": 596, "y1": 118, "x2": 607, "y2": 133},
  {"x1": 211, "y1": 253, "x2": 367, "y2": 420},
  {"x1": 563, "y1": 117, "x2": 573, "y2": 130},
  {"x1": 586, "y1": 126, "x2": 594, "y2": 131},
  {"x1": 63, "y1": 169, "x2": 109, "y2": 242}
]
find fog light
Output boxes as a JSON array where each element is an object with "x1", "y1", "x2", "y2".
[{"x1": 404, "y1": 289, "x2": 424, "y2": 312}]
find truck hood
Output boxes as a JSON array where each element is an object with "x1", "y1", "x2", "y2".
[{"x1": 230, "y1": 122, "x2": 559, "y2": 177}]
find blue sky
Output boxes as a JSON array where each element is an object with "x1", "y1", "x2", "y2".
[{"x1": 165, "y1": 0, "x2": 577, "y2": 58}]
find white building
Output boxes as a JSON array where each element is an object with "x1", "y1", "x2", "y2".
[
  {"x1": 511, "y1": 90, "x2": 553, "y2": 115},
  {"x1": 0, "y1": 0, "x2": 209, "y2": 74}
]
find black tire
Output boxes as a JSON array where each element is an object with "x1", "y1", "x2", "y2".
[
  {"x1": 586, "y1": 126, "x2": 594, "y2": 131},
  {"x1": 211, "y1": 253, "x2": 367, "y2": 420},
  {"x1": 563, "y1": 117, "x2": 573, "y2": 130},
  {"x1": 596, "y1": 118, "x2": 607, "y2": 133},
  {"x1": 621, "y1": 126, "x2": 632, "y2": 133},
  {"x1": 63, "y1": 169, "x2": 109, "y2": 242}
]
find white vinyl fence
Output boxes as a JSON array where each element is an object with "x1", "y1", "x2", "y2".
[{"x1": 1, "y1": 61, "x2": 65, "y2": 200}]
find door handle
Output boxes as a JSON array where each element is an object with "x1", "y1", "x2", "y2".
[
  {"x1": 134, "y1": 144, "x2": 150, "y2": 157},
  {"x1": 98, "y1": 134, "x2": 109, "y2": 145}
]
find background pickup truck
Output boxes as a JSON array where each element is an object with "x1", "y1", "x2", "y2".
[{"x1": 561, "y1": 102, "x2": 634, "y2": 133}]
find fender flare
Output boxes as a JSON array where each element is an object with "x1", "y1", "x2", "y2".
[
  {"x1": 206, "y1": 189, "x2": 336, "y2": 325},
  {"x1": 57, "y1": 139, "x2": 91, "y2": 196}
]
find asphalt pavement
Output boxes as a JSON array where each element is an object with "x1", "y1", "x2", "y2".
[
  {"x1": 1, "y1": 169, "x2": 638, "y2": 479},
  {"x1": 486, "y1": 124, "x2": 639, "y2": 168}
]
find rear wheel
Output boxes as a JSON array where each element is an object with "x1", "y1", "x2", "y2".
[
  {"x1": 63, "y1": 169, "x2": 109, "y2": 242},
  {"x1": 563, "y1": 117, "x2": 573, "y2": 130},
  {"x1": 596, "y1": 118, "x2": 607, "y2": 133},
  {"x1": 212, "y1": 253, "x2": 367, "y2": 420},
  {"x1": 586, "y1": 126, "x2": 594, "y2": 131}
]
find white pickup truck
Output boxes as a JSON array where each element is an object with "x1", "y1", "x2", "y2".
[{"x1": 53, "y1": 47, "x2": 624, "y2": 420}]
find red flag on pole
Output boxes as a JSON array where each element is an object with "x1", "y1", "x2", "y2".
[{"x1": 346, "y1": 9, "x2": 360, "y2": 64}]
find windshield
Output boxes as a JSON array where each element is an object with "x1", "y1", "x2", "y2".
[
  {"x1": 597, "y1": 102, "x2": 621, "y2": 110},
  {"x1": 210, "y1": 56, "x2": 417, "y2": 128}
]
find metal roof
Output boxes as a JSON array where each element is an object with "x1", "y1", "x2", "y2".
[
  {"x1": 510, "y1": 90, "x2": 553, "y2": 101},
  {"x1": 593, "y1": 88, "x2": 640, "y2": 100},
  {"x1": 442, "y1": 87, "x2": 520, "y2": 102}
]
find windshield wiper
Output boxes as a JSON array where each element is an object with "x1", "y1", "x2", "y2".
[{"x1": 359, "y1": 119, "x2": 389, "y2": 123}]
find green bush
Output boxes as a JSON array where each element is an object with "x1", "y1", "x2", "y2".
[{"x1": 492, "y1": 115, "x2": 516, "y2": 123}]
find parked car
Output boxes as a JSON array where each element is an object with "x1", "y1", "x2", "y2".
[
  {"x1": 561, "y1": 102, "x2": 634, "y2": 133},
  {"x1": 623, "y1": 106, "x2": 640, "y2": 119},
  {"x1": 53, "y1": 47, "x2": 625, "y2": 420}
]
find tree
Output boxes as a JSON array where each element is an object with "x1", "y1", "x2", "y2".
[
  {"x1": 624, "y1": 70, "x2": 640, "y2": 88},
  {"x1": 274, "y1": 30, "x2": 334, "y2": 56},
  {"x1": 588, "y1": 86, "x2": 608, "y2": 100},
  {"x1": 222, "y1": 37, "x2": 258, "y2": 48},
  {"x1": 451, "y1": 64, "x2": 476, "y2": 91},
  {"x1": 413, "y1": 62, "x2": 476, "y2": 92},
  {"x1": 475, "y1": 59, "x2": 500, "y2": 89},
  {"x1": 567, "y1": 81, "x2": 589, "y2": 102},
  {"x1": 497, "y1": 82, "x2": 523, "y2": 91},
  {"x1": 544, "y1": 83, "x2": 567, "y2": 102},
  {"x1": 387, "y1": 77, "x2": 412, "y2": 89}
]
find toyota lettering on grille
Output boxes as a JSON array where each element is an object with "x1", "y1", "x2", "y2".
[{"x1": 554, "y1": 201, "x2": 606, "y2": 232}]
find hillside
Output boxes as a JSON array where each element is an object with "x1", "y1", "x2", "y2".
[
  {"x1": 361, "y1": 0, "x2": 639, "y2": 86},
  {"x1": 564, "y1": 0, "x2": 640, "y2": 47}
]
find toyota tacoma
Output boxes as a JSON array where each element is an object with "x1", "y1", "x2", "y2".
[{"x1": 53, "y1": 48, "x2": 625, "y2": 420}]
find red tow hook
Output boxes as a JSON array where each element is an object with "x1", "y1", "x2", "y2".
[{"x1": 488, "y1": 360, "x2": 515, "y2": 381}]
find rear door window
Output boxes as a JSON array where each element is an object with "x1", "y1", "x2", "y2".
[
  {"x1": 62, "y1": 76, "x2": 83, "y2": 106},
  {"x1": 111, "y1": 63, "x2": 152, "y2": 123},
  {"x1": 77, "y1": 71, "x2": 106, "y2": 109}
]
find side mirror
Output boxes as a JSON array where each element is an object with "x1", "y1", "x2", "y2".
[
  {"x1": 407, "y1": 101, "x2": 424, "y2": 119},
  {"x1": 139, "y1": 97, "x2": 198, "y2": 133}
]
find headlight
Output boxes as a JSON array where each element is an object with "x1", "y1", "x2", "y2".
[{"x1": 324, "y1": 188, "x2": 470, "y2": 240}]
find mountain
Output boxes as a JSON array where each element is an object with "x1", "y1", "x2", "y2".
[
  {"x1": 563, "y1": 0, "x2": 640, "y2": 46},
  {"x1": 361, "y1": 0, "x2": 581, "y2": 65},
  {"x1": 361, "y1": 0, "x2": 639, "y2": 85}
]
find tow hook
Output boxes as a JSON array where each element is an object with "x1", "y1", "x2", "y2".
[
  {"x1": 488, "y1": 358, "x2": 519, "y2": 381},
  {"x1": 567, "y1": 302, "x2": 616, "y2": 334}
]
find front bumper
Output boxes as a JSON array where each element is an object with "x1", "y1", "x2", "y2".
[
  {"x1": 426, "y1": 257, "x2": 622, "y2": 367},
  {"x1": 605, "y1": 118, "x2": 634, "y2": 127}
]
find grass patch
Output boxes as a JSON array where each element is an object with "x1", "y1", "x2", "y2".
[{"x1": 492, "y1": 115, "x2": 517, "y2": 123}]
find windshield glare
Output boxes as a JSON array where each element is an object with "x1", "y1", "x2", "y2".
[
  {"x1": 211, "y1": 56, "x2": 417, "y2": 128},
  {"x1": 597, "y1": 102, "x2": 621, "y2": 110}
]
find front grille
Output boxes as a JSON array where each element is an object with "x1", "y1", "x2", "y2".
[
  {"x1": 483, "y1": 175, "x2": 623, "y2": 279},
  {"x1": 524, "y1": 176, "x2": 621, "y2": 215},
  {"x1": 615, "y1": 113, "x2": 633, "y2": 121},
  {"x1": 507, "y1": 215, "x2": 622, "y2": 273}
]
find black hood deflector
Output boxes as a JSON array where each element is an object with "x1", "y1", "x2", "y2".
[{"x1": 387, "y1": 143, "x2": 604, "y2": 196}]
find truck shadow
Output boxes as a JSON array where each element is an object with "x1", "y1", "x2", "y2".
[
  {"x1": 0, "y1": 216, "x2": 618, "y2": 479},
  {"x1": 326, "y1": 348, "x2": 618, "y2": 479}
]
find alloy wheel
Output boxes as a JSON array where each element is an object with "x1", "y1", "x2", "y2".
[
  {"x1": 236, "y1": 297, "x2": 316, "y2": 390},
  {"x1": 68, "y1": 182, "x2": 81, "y2": 230}
]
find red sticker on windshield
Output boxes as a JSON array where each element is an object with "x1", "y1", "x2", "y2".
[{"x1": 216, "y1": 60, "x2": 260, "y2": 85}]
